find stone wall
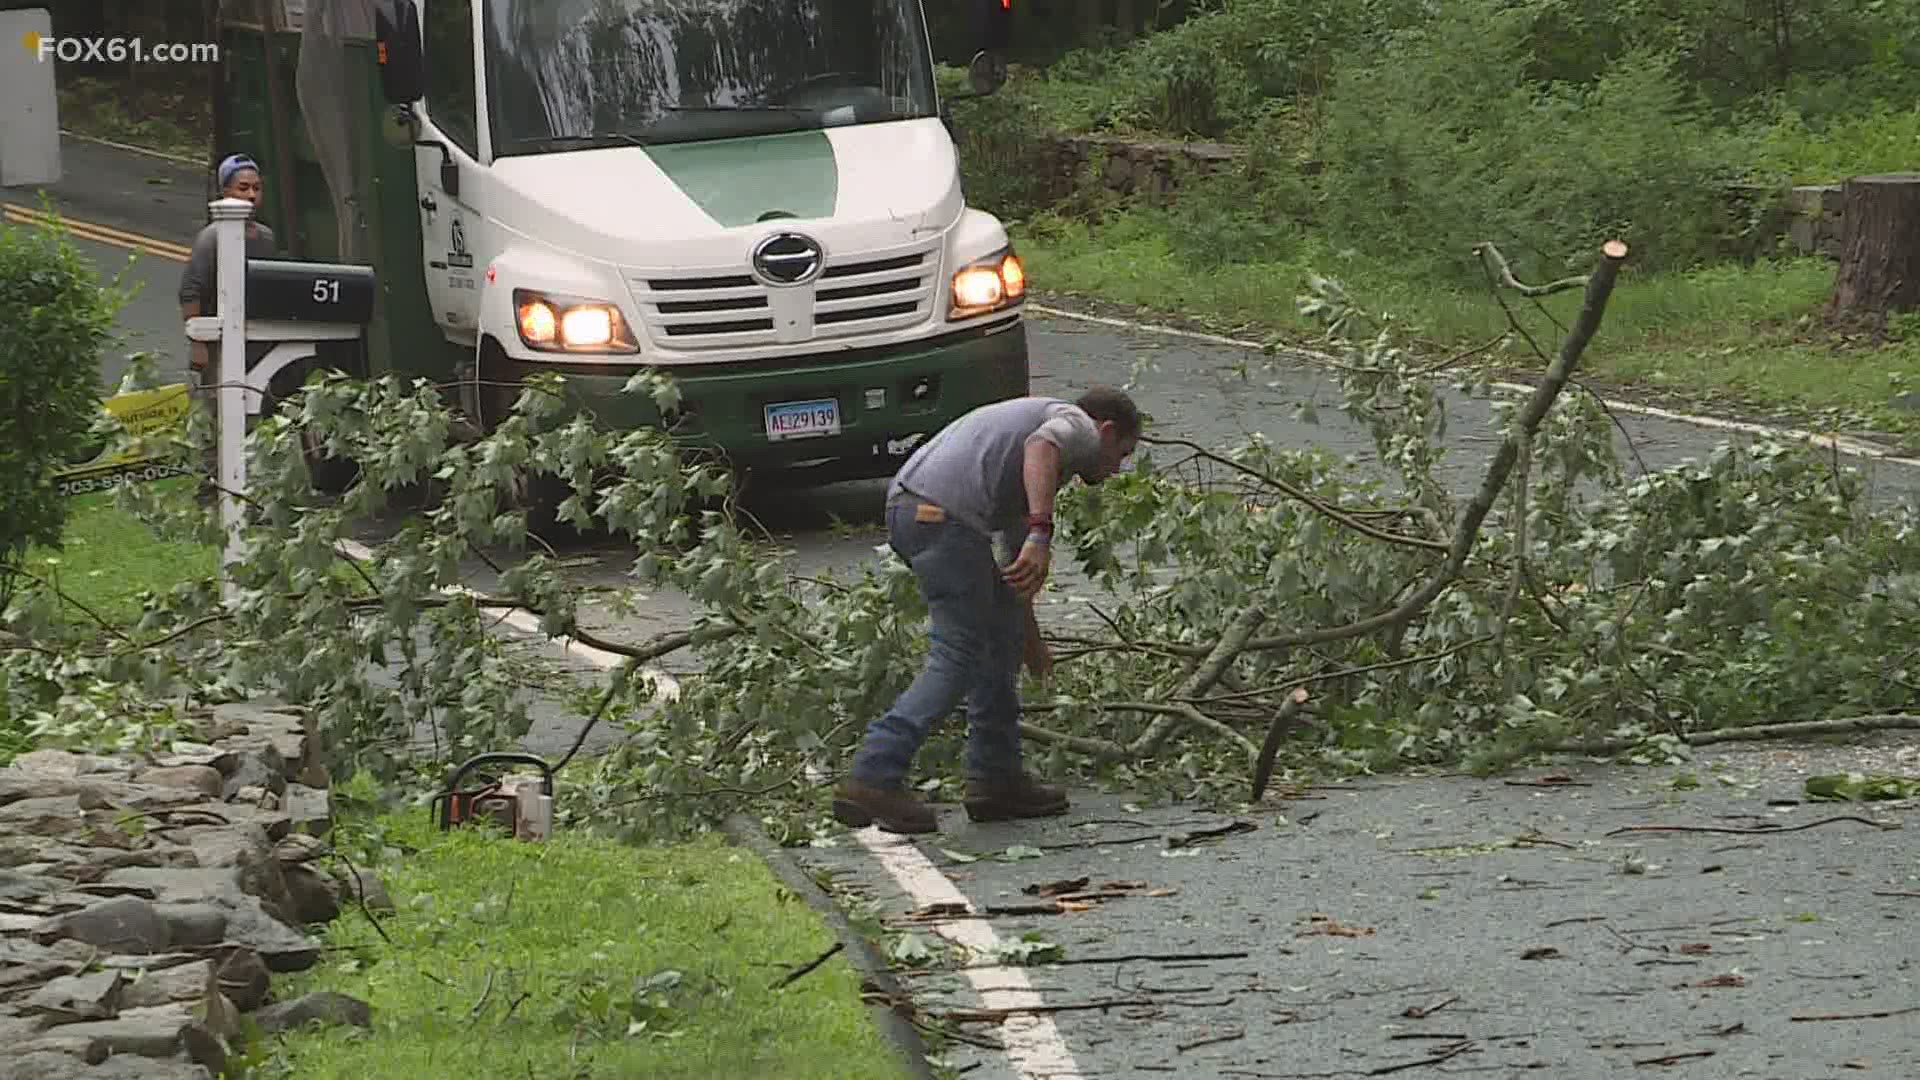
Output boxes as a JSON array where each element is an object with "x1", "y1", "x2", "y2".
[
  {"x1": 1040, "y1": 135, "x2": 1247, "y2": 204},
  {"x1": 1032, "y1": 135, "x2": 1846, "y2": 259},
  {"x1": 0, "y1": 702, "x2": 384, "y2": 1079}
]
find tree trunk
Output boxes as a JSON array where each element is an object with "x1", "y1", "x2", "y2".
[{"x1": 1826, "y1": 173, "x2": 1920, "y2": 330}]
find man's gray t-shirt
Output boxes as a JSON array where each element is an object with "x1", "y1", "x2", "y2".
[
  {"x1": 887, "y1": 396, "x2": 1106, "y2": 539},
  {"x1": 178, "y1": 221, "x2": 277, "y2": 314}
]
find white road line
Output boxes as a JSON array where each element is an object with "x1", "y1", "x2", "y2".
[
  {"x1": 1027, "y1": 302, "x2": 1920, "y2": 469},
  {"x1": 853, "y1": 828, "x2": 1089, "y2": 1079},
  {"x1": 333, "y1": 537, "x2": 680, "y2": 698}
]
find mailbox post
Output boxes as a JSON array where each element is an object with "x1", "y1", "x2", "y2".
[{"x1": 185, "y1": 197, "x2": 377, "y2": 603}]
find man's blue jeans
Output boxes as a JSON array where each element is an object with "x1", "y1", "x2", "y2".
[{"x1": 847, "y1": 499, "x2": 1026, "y2": 788}]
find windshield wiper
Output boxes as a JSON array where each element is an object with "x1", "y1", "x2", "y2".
[
  {"x1": 511, "y1": 132, "x2": 651, "y2": 149},
  {"x1": 662, "y1": 105, "x2": 814, "y2": 114}
]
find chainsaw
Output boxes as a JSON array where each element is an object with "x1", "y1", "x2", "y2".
[{"x1": 429, "y1": 752, "x2": 555, "y2": 840}]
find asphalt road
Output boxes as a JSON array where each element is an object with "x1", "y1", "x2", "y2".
[{"x1": 797, "y1": 737, "x2": 1920, "y2": 1080}]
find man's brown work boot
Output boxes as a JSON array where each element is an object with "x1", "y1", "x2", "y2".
[
  {"x1": 964, "y1": 772, "x2": 1070, "y2": 823},
  {"x1": 832, "y1": 780, "x2": 938, "y2": 834}
]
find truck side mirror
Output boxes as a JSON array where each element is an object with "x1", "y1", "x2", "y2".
[
  {"x1": 967, "y1": 50, "x2": 1008, "y2": 97},
  {"x1": 376, "y1": 0, "x2": 425, "y2": 105}
]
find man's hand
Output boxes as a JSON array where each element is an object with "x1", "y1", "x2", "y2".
[{"x1": 1003, "y1": 535, "x2": 1051, "y2": 600}]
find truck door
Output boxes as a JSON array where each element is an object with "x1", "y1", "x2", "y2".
[{"x1": 416, "y1": 0, "x2": 483, "y2": 338}]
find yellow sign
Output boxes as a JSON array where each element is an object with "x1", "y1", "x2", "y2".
[{"x1": 55, "y1": 383, "x2": 194, "y2": 498}]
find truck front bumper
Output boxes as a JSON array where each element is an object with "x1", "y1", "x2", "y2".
[{"x1": 486, "y1": 314, "x2": 1029, "y2": 482}]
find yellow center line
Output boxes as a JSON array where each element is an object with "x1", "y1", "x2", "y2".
[{"x1": 2, "y1": 201, "x2": 192, "y2": 263}]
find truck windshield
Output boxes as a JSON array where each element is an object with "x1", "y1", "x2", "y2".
[{"x1": 482, "y1": 0, "x2": 940, "y2": 154}]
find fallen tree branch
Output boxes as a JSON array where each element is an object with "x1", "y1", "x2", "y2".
[
  {"x1": 1139, "y1": 434, "x2": 1448, "y2": 553},
  {"x1": 1215, "y1": 243, "x2": 1632, "y2": 661},
  {"x1": 1251, "y1": 690, "x2": 1313, "y2": 804},
  {"x1": 1554, "y1": 714, "x2": 1920, "y2": 755},
  {"x1": 1472, "y1": 241, "x2": 1594, "y2": 297}
]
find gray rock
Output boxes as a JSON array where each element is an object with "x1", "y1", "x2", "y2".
[
  {"x1": 102, "y1": 867, "x2": 253, "y2": 907},
  {"x1": 31, "y1": 897, "x2": 171, "y2": 954},
  {"x1": 281, "y1": 864, "x2": 340, "y2": 925},
  {"x1": 147, "y1": 743, "x2": 233, "y2": 774},
  {"x1": 219, "y1": 894, "x2": 319, "y2": 972},
  {"x1": 281, "y1": 784, "x2": 331, "y2": 836},
  {"x1": 0, "y1": 796, "x2": 88, "y2": 837},
  {"x1": 23, "y1": 970, "x2": 123, "y2": 1022},
  {"x1": 9, "y1": 1034, "x2": 108, "y2": 1065},
  {"x1": 100, "y1": 952, "x2": 204, "y2": 973},
  {"x1": 153, "y1": 903, "x2": 227, "y2": 947},
  {"x1": 338, "y1": 867, "x2": 393, "y2": 913},
  {"x1": 118, "y1": 960, "x2": 212, "y2": 1009},
  {"x1": 43, "y1": 1003, "x2": 224, "y2": 1072},
  {"x1": 0, "y1": 1008, "x2": 50, "y2": 1039},
  {"x1": 132, "y1": 766, "x2": 224, "y2": 800},
  {"x1": 220, "y1": 749, "x2": 286, "y2": 800},
  {"x1": 0, "y1": 776, "x2": 87, "y2": 807},
  {"x1": 0, "y1": 1052, "x2": 212, "y2": 1080},
  {"x1": 0, "y1": 869, "x2": 54, "y2": 903},
  {"x1": 11, "y1": 843, "x2": 200, "y2": 883},
  {"x1": 5, "y1": 750, "x2": 131, "y2": 779},
  {"x1": 233, "y1": 785, "x2": 280, "y2": 808},
  {"x1": 208, "y1": 946, "x2": 270, "y2": 1012},
  {"x1": 167, "y1": 823, "x2": 271, "y2": 868},
  {"x1": 252, "y1": 990, "x2": 371, "y2": 1033},
  {"x1": 0, "y1": 939, "x2": 96, "y2": 994}
]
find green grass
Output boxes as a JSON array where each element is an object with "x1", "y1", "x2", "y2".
[
  {"x1": 21, "y1": 476, "x2": 220, "y2": 628},
  {"x1": 1016, "y1": 208, "x2": 1920, "y2": 436},
  {"x1": 258, "y1": 805, "x2": 908, "y2": 1080}
]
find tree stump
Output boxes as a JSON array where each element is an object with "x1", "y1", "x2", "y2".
[{"x1": 1825, "y1": 173, "x2": 1920, "y2": 330}]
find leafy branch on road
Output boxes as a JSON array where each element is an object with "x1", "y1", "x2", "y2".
[{"x1": 10, "y1": 236, "x2": 1920, "y2": 840}]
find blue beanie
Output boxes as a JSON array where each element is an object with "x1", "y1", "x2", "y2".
[{"x1": 217, "y1": 154, "x2": 260, "y2": 189}]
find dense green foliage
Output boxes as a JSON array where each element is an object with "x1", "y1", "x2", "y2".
[
  {"x1": 950, "y1": 0, "x2": 1920, "y2": 288},
  {"x1": 0, "y1": 214, "x2": 129, "y2": 609}
]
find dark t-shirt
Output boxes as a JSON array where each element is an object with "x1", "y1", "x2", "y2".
[
  {"x1": 178, "y1": 220, "x2": 278, "y2": 314},
  {"x1": 180, "y1": 221, "x2": 278, "y2": 372}
]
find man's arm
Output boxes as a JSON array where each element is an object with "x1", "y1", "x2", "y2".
[
  {"x1": 1004, "y1": 436, "x2": 1063, "y2": 601},
  {"x1": 1021, "y1": 436, "x2": 1062, "y2": 522},
  {"x1": 179, "y1": 232, "x2": 212, "y2": 370}
]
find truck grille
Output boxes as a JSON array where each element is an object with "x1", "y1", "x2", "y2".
[{"x1": 627, "y1": 241, "x2": 940, "y2": 350}]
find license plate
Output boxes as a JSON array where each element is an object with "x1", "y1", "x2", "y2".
[{"x1": 764, "y1": 398, "x2": 841, "y2": 441}]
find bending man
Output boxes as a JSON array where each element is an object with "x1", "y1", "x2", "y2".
[{"x1": 835, "y1": 387, "x2": 1142, "y2": 834}]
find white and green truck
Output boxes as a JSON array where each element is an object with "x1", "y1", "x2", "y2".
[{"x1": 213, "y1": 0, "x2": 1028, "y2": 491}]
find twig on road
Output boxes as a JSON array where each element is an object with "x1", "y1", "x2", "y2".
[
  {"x1": 1177, "y1": 1028, "x2": 1247, "y2": 1052},
  {"x1": 1634, "y1": 1050, "x2": 1714, "y2": 1067},
  {"x1": 1791, "y1": 1006, "x2": 1920, "y2": 1022},
  {"x1": 1606, "y1": 815, "x2": 1900, "y2": 838}
]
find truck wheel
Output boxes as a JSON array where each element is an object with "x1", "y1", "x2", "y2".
[{"x1": 259, "y1": 381, "x2": 362, "y2": 496}]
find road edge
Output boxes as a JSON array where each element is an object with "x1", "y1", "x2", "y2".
[
  {"x1": 720, "y1": 813, "x2": 937, "y2": 1080},
  {"x1": 1026, "y1": 300, "x2": 1920, "y2": 469}
]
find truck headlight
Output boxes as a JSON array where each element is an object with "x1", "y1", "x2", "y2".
[
  {"x1": 948, "y1": 249, "x2": 1026, "y2": 321},
  {"x1": 513, "y1": 289, "x2": 638, "y2": 353}
]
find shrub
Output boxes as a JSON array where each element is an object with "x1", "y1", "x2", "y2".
[
  {"x1": 0, "y1": 211, "x2": 129, "y2": 608},
  {"x1": 1311, "y1": 2, "x2": 1753, "y2": 285}
]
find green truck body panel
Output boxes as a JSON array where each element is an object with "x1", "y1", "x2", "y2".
[{"x1": 211, "y1": 20, "x2": 1028, "y2": 484}]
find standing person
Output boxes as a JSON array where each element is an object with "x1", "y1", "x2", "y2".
[
  {"x1": 834, "y1": 387, "x2": 1143, "y2": 834},
  {"x1": 179, "y1": 154, "x2": 277, "y2": 490}
]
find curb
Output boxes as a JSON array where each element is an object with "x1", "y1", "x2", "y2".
[{"x1": 721, "y1": 814, "x2": 937, "y2": 1080}]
